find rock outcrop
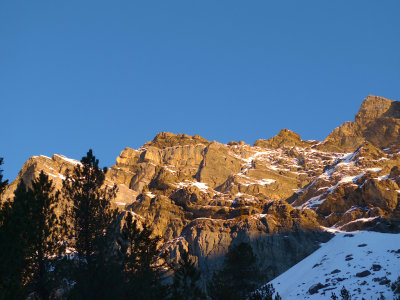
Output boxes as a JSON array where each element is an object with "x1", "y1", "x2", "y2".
[
  {"x1": 143, "y1": 132, "x2": 210, "y2": 149},
  {"x1": 318, "y1": 95, "x2": 400, "y2": 152},
  {"x1": 1, "y1": 154, "x2": 79, "y2": 202},
  {"x1": 291, "y1": 141, "x2": 400, "y2": 229},
  {"x1": 254, "y1": 129, "x2": 312, "y2": 148}
]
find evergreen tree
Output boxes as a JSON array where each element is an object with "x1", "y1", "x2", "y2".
[
  {"x1": 61, "y1": 149, "x2": 119, "y2": 299},
  {"x1": 207, "y1": 270, "x2": 235, "y2": 300},
  {"x1": 26, "y1": 171, "x2": 63, "y2": 299},
  {"x1": 119, "y1": 211, "x2": 168, "y2": 299},
  {"x1": 170, "y1": 249, "x2": 205, "y2": 300},
  {"x1": 208, "y1": 242, "x2": 262, "y2": 300},
  {"x1": 340, "y1": 286, "x2": 351, "y2": 300},
  {"x1": 0, "y1": 157, "x2": 8, "y2": 197},
  {"x1": 274, "y1": 293, "x2": 282, "y2": 300},
  {"x1": 225, "y1": 242, "x2": 260, "y2": 292},
  {"x1": 0, "y1": 172, "x2": 62, "y2": 299},
  {"x1": 248, "y1": 283, "x2": 281, "y2": 300},
  {"x1": 0, "y1": 156, "x2": 10, "y2": 273},
  {"x1": 0, "y1": 180, "x2": 30, "y2": 299},
  {"x1": 392, "y1": 276, "x2": 400, "y2": 295}
]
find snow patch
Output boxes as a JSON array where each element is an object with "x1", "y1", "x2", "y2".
[
  {"x1": 300, "y1": 195, "x2": 324, "y2": 209},
  {"x1": 268, "y1": 231, "x2": 400, "y2": 299},
  {"x1": 54, "y1": 154, "x2": 81, "y2": 165},
  {"x1": 327, "y1": 175, "x2": 358, "y2": 193},
  {"x1": 39, "y1": 155, "x2": 52, "y2": 159},
  {"x1": 177, "y1": 181, "x2": 209, "y2": 192},
  {"x1": 47, "y1": 173, "x2": 66, "y2": 180},
  {"x1": 145, "y1": 192, "x2": 156, "y2": 198}
]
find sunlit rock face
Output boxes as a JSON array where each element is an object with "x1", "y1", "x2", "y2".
[
  {"x1": 3, "y1": 95, "x2": 400, "y2": 283},
  {"x1": 319, "y1": 95, "x2": 400, "y2": 152}
]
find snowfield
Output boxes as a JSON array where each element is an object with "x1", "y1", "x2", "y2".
[{"x1": 269, "y1": 231, "x2": 400, "y2": 299}]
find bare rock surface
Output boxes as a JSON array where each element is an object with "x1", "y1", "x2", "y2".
[
  {"x1": 319, "y1": 95, "x2": 400, "y2": 152},
  {"x1": 254, "y1": 129, "x2": 312, "y2": 148}
]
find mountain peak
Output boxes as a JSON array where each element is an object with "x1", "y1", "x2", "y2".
[
  {"x1": 355, "y1": 95, "x2": 400, "y2": 122},
  {"x1": 276, "y1": 128, "x2": 300, "y2": 138},
  {"x1": 319, "y1": 95, "x2": 400, "y2": 152},
  {"x1": 254, "y1": 128, "x2": 310, "y2": 148},
  {"x1": 143, "y1": 132, "x2": 210, "y2": 149}
]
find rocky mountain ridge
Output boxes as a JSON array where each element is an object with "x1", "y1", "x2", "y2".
[{"x1": 2, "y1": 95, "x2": 400, "y2": 283}]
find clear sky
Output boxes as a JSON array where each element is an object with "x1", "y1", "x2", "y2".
[{"x1": 1, "y1": 1, "x2": 399, "y2": 180}]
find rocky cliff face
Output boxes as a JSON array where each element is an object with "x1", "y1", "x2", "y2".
[
  {"x1": 319, "y1": 95, "x2": 400, "y2": 152},
  {"x1": 3, "y1": 95, "x2": 400, "y2": 283},
  {"x1": 291, "y1": 141, "x2": 400, "y2": 231}
]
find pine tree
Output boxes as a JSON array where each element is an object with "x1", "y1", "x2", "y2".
[
  {"x1": 120, "y1": 211, "x2": 168, "y2": 299},
  {"x1": 340, "y1": 286, "x2": 351, "y2": 300},
  {"x1": 224, "y1": 242, "x2": 260, "y2": 293},
  {"x1": 0, "y1": 157, "x2": 8, "y2": 197},
  {"x1": 393, "y1": 276, "x2": 400, "y2": 295},
  {"x1": 61, "y1": 149, "x2": 119, "y2": 299},
  {"x1": 0, "y1": 156, "x2": 13, "y2": 297},
  {"x1": 274, "y1": 293, "x2": 282, "y2": 300},
  {"x1": 170, "y1": 249, "x2": 205, "y2": 300},
  {"x1": 0, "y1": 180, "x2": 30, "y2": 299},
  {"x1": 207, "y1": 270, "x2": 234, "y2": 300},
  {"x1": 208, "y1": 242, "x2": 262, "y2": 300},
  {"x1": 26, "y1": 171, "x2": 63, "y2": 299},
  {"x1": 248, "y1": 284, "x2": 281, "y2": 300},
  {"x1": 0, "y1": 172, "x2": 62, "y2": 299}
]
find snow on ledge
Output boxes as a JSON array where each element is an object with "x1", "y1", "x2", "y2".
[
  {"x1": 53, "y1": 154, "x2": 82, "y2": 165},
  {"x1": 176, "y1": 181, "x2": 209, "y2": 192}
]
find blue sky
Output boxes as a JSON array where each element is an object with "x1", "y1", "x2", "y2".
[{"x1": 1, "y1": 1, "x2": 399, "y2": 180}]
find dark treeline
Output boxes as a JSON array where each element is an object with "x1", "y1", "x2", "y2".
[
  {"x1": 0, "y1": 152, "x2": 283, "y2": 300},
  {"x1": 3, "y1": 154, "x2": 399, "y2": 300},
  {"x1": 0, "y1": 151, "x2": 206, "y2": 300}
]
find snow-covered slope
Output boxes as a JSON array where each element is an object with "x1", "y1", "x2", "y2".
[{"x1": 269, "y1": 231, "x2": 400, "y2": 299}]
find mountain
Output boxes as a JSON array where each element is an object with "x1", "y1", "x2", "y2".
[
  {"x1": 318, "y1": 95, "x2": 400, "y2": 152},
  {"x1": 269, "y1": 231, "x2": 400, "y2": 299},
  {"x1": 2, "y1": 95, "x2": 400, "y2": 289}
]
